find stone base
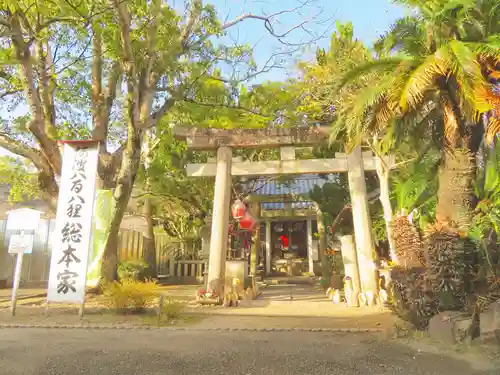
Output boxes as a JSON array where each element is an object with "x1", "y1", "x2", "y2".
[
  {"x1": 480, "y1": 331, "x2": 500, "y2": 345},
  {"x1": 207, "y1": 278, "x2": 223, "y2": 295},
  {"x1": 480, "y1": 299, "x2": 500, "y2": 343},
  {"x1": 428, "y1": 311, "x2": 474, "y2": 345},
  {"x1": 198, "y1": 299, "x2": 221, "y2": 306}
]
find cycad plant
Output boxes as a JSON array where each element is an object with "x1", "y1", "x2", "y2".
[
  {"x1": 389, "y1": 153, "x2": 440, "y2": 328},
  {"x1": 391, "y1": 152, "x2": 439, "y2": 267}
]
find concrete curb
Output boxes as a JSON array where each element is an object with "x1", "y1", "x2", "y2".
[
  {"x1": 0, "y1": 324, "x2": 384, "y2": 332},
  {"x1": 0, "y1": 293, "x2": 47, "y2": 304}
]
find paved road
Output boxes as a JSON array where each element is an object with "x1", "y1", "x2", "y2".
[{"x1": 0, "y1": 329, "x2": 497, "y2": 375}]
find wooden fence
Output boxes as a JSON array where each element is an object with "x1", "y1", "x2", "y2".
[{"x1": 0, "y1": 219, "x2": 204, "y2": 285}]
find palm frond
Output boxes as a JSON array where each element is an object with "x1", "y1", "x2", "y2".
[
  {"x1": 330, "y1": 109, "x2": 349, "y2": 144},
  {"x1": 446, "y1": 40, "x2": 491, "y2": 113},
  {"x1": 475, "y1": 85, "x2": 500, "y2": 118},
  {"x1": 372, "y1": 98, "x2": 399, "y2": 131},
  {"x1": 334, "y1": 57, "x2": 411, "y2": 95},
  {"x1": 486, "y1": 116, "x2": 500, "y2": 144},
  {"x1": 347, "y1": 73, "x2": 396, "y2": 129},
  {"x1": 399, "y1": 51, "x2": 447, "y2": 112},
  {"x1": 442, "y1": 99, "x2": 460, "y2": 142},
  {"x1": 467, "y1": 37, "x2": 500, "y2": 62},
  {"x1": 374, "y1": 16, "x2": 426, "y2": 56}
]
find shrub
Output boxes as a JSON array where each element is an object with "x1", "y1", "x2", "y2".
[
  {"x1": 102, "y1": 278, "x2": 159, "y2": 313},
  {"x1": 117, "y1": 260, "x2": 150, "y2": 281},
  {"x1": 159, "y1": 298, "x2": 185, "y2": 321},
  {"x1": 319, "y1": 278, "x2": 330, "y2": 290}
]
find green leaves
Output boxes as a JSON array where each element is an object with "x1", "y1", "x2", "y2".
[
  {"x1": 0, "y1": 156, "x2": 39, "y2": 203},
  {"x1": 471, "y1": 142, "x2": 500, "y2": 239},
  {"x1": 391, "y1": 151, "x2": 440, "y2": 226}
]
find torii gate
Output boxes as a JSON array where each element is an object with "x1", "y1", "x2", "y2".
[{"x1": 174, "y1": 126, "x2": 394, "y2": 297}]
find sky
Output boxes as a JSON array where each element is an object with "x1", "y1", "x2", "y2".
[
  {"x1": 0, "y1": 0, "x2": 407, "y2": 157},
  {"x1": 206, "y1": 0, "x2": 407, "y2": 82}
]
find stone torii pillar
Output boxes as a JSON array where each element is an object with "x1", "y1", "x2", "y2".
[
  {"x1": 249, "y1": 203, "x2": 261, "y2": 276},
  {"x1": 207, "y1": 146, "x2": 232, "y2": 293},
  {"x1": 347, "y1": 146, "x2": 378, "y2": 296},
  {"x1": 307, "y1": 218, "x2": 314, "y2": 275},
  {"x1": 265, "y1": 220, "x2": 272, "y2": 275}
]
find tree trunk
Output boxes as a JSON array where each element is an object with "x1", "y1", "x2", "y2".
[
  {"x1": 100, "y1": 130, "x2": 142, "y2": 283},
  {"x1": 141, "y1": 131, "x2": 157, "y2": 278},
  {"x1": 434, "y1": 83, "x2": 483, "y2": 233},
  {"x1": 142, "y1": 197, "x2": 157, "y2": 278},
  {"x1": 435, "y1": 147, "x2": 476, "y2": 232}
]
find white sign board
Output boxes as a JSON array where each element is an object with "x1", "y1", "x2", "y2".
[
  {"x1": 47, "y1": 144, "x2": 98, "y2": 303},
  {"x1": 8, "y1": 234, "x2": 34, "y2": 254},
  {"x1": 6, "y1": 208, "x2": 42, "y2": 231}
]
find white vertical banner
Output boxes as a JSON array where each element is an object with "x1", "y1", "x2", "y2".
[{"x1": 47, "y1": 143, "x2": 99, "y2": 303}]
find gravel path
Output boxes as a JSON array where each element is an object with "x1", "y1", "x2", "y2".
[{"x1": 0, "y1": 329, "x2": 497, "y2": 375}]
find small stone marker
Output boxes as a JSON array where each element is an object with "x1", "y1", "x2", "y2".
[
  {"x1": 366, "y1": 291, "x2": 375, "y2": 306},
  {"x1": 344, "y1": 277, "x2": 355, "y2": 307},
  {"x1": 332, "y1": 289, "x2": 341, "y2": 304},
  {"x1": 480, "y1": 299, "x2": 500, "y2": 343},
  {"x1": 240, "y1": 289, "x2": 253, "y2": 307}
]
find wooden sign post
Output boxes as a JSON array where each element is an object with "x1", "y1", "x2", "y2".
[{"x1": 6, "y1": 208, "x2": 42, "y2": 316}]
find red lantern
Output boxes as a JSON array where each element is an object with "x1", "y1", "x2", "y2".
[
  {"x1": 239, "y1": 212, "x2": 256, "y2": 231},
  {"x1": 231, "y1": 200, "x2": 246, "y2": 219}
]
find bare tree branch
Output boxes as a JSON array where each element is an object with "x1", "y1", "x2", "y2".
[
  {"x1": 221, "y1": 1, "x2": 311, "y2": 39},
  {"x1": 148, "y1": 97, "x2": 177, "y2": 128},
  {"x1": 139, "y1": 0, "x2": 161, "y2": 123},
  {"x1": 104, "y1": 63, "x2": 121, "y2": 121},
  {"x1": 211, "y1": 47, "x2": 298, "y2": 84},
  {"x1": 54, "y1": 34, "x2": 92, "y2": 75},
  {"x1": 114, "y1": 0, "x2": 141, "y2": 133},
  {"x1": 0, "y1": 89, "x2": 21, "y2": 99},
  {"x1": 9, "y1": 13, "x2": 62, "y2": 174},
  {"x1": 181, "y1": 97, "x2": 272, "y2": 117},
  {"x1": 0, "y1": 132, "x2": 50, "y2": 173},
  {"x1": 91, "y1": 25, "x2": 103, "y2": 136},
  {"x1": 180, "y1": 0, "x2": 202, "y2": 48}
]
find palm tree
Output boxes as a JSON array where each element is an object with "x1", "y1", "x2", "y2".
[{"x1": 332, "y1": 0, "x2": 500, "y2": 232}]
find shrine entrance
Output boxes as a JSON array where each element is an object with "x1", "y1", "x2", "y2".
[
  {"x1": 269, "y1": 220, "x2": 309, "y2": 273},
  {"x1": 248, "y1": 175, "x2": 329, "y2": 277},
  {"x1": 174, "y1": 126, "x2": 394, "y2": 301}
]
